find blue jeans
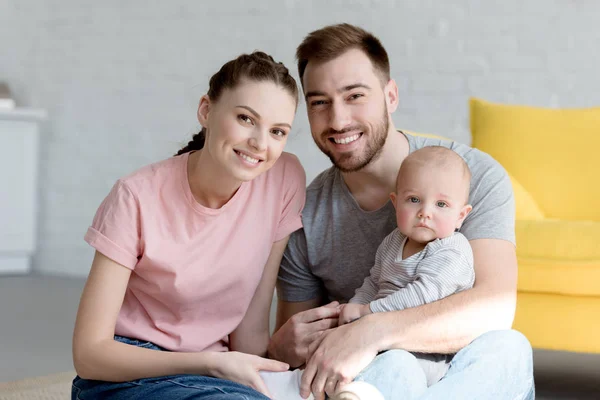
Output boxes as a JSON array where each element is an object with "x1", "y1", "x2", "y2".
[
  {"x1": 353, "y1": 329, "x2": 535, "y2": 400},
  {"x1": 71, "y1": 336, "x2": 269, "y2": 400}
]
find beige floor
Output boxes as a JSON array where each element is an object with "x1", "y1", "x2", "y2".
[{"x1": 0, "y1": 274, "x2": 599, "y2": 399}]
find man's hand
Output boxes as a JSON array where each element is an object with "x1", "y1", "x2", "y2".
[
  {"x1": 300, "y1": 315, "x2": 380, "y2": 400},
  {"x1": 268, "y1": 301, "x2": 340, "y2": 368},
  {"x1": 338, "y1": 303, "x2": 371, "y2": 325}
]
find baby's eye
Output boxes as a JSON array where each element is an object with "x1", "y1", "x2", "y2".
[
  {"x1": 437, "y1": 201, "x2": 448, "y2": 208},
  {"x1": 409, "y1": 197, "x2": 420, "y2": 203}
]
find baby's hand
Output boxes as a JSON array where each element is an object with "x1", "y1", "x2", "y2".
[{"x1": 338, "y1": 303, "x2": 371, "y2": 325}]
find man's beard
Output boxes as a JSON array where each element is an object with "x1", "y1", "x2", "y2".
[{"x1": 316, "y1": 107, "x2": 389, "y2": 173}]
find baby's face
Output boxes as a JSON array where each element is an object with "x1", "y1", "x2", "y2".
[{"x1": 393, "y1": 164, "x2": 470, "y2": 244}]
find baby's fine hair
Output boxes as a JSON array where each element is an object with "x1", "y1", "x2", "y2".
[{"x1": 397, "y1": 146, "x2": 471, "y2": 201}]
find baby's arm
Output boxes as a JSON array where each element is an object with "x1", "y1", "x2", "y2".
[
  {"x1": 349, "y1": 240, "x2": 385, "y2": 304},
  {"x1": 339, "y1": 241, "x2": 387, "y2": 325},
  {"x1": 370, "y1": 239, "x2": 474, "y2": 313},
  {"x1": 339, "y1": 303, "x2": 371, "y2": 325}
]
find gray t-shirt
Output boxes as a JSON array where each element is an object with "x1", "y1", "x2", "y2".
[{"x1": 277, "y1": 131, "x2": 515, "y2": 303}]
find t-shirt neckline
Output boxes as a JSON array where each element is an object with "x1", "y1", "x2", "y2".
[
  {"x1": 180, "y1": 152, "x2": 248, "y2": 216},
  {"x1": 335, "y1": 130, "x2": 411, "y2": 215}
]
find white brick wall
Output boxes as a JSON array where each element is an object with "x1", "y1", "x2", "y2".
[{"x1": 1, "y1": 0, "x2": 599, "y2": 277}]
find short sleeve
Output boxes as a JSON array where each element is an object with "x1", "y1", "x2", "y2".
[
  {"x1": 274, "y1": 154, "x2": 307, "y2": 242},
  {"x1": 461, "y1": 161, "x2": 516, "y2": 245},
  {"x1": 84, "y1": 180, "x2": 142, "y2": 269},
  {"x1": 277, "y1": 228, "x2": 324, "y2": 302}
]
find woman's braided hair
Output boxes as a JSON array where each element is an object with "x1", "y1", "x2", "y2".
[{"x1": 176, "y1": 51, "x2": 298, "y2": 156}]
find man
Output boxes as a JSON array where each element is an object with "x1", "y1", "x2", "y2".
[{"x1": 267, "y1": 23, "x2": 534, "y2": 400}]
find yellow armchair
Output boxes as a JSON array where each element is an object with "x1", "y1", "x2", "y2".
[{"x1": 470, "y1": 97, "x2": 600, "y2": 354}]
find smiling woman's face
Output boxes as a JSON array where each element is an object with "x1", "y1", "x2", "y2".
[{"x1": 199, "y1": 79, "x2": 297, "y2": 182}]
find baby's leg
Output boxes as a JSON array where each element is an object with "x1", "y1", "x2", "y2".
[
  {"x1": 339, "y1": 350, "x2": 428, "y2": 400},
  {"x1": 413, "y1": 352, "x2": 452, "y2": 387},
  {"x1": 259, "y1": 369, "x2": 313, "y2": 400},
  {"x1": 331, "y1": 381, "x2": 384, "y2": 400}
]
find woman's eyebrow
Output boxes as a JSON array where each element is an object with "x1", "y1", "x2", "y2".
[
  {"x1": 236, "y1": 105, "x2": 291, "y2": 128},
  {"x1": 236, "y1": 105, "x2": 261, "y2": 118}
]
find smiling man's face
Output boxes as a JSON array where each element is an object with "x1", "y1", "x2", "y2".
[{"x1": 302, "y1": 48, "x2": 391, "y2": 172}]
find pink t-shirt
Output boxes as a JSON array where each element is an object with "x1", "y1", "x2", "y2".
[{"x1": 84, "y1": 151, "x2": 306, "y2": 352}]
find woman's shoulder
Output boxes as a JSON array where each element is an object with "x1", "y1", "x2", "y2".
[
  {"x1": 262, "y1": 151, "x2": 306, "y2": 185},
  {"x1": 273, "y1": 151, "x2": 304, "y2": 171},
  {"x1": 118, "y1": 155, "x2": 186, "y2": 193}
]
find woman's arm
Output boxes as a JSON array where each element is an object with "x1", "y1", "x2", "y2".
[
  {"x1": 72, "y1": 251, "x2": 288, "y2": 392},
  {"x1": 72, "y1": 251, "x2": 220, "y2": 381},
  {"x1": 229, "y1": 237, "x2": 290, "y2": 356}
]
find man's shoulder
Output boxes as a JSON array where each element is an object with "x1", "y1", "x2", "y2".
[
  {"x1": 406, "y1": 132, "x2": 508, "y2": 183},
  {"x1": 307, "y1": 166, "x2": 337, "y2": 192},
  {"x1": 304, "y1": 166, "x2": 338, "y2": 208}
]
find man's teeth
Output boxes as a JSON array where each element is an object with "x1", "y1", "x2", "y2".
[
  {"x1": 238, "y1": 152, "x2": 259, "y2": 164},
  {"x1": 333, "y1": 134, "x2": 360, "y2": 144}
]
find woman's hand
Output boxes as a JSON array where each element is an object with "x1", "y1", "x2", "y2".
[{"x1": 211, "y1": 351, "x2": 289, "y2": 398}]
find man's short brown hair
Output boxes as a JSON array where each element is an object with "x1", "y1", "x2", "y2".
[{"x1": 296, "y1": 23, "x2": 390, "y2": 86}]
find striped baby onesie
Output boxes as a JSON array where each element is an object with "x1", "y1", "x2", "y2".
[{"x1": 350, "y1": 229, "x2": 474, "y2": 313}]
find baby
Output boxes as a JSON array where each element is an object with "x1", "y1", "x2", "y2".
[{"x1": 336, "y1": 146, "x2": 475, "y2": 398}]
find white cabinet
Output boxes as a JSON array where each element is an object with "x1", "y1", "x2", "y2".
[{"x1": 0, "y1": 109, "x2": 46, "y2": 274}]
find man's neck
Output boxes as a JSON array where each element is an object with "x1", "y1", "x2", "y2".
[{"x1": 341, "y1": 127, "x2": 409, "y2": 211}]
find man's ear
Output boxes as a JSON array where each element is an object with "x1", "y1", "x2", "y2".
[
  {"x1": 197, "y1": 95, "x2": 211, "y2": 127},
  {"x1": 384, "y1": 79, "x2": 399, "y2": 113},
  {"x1": 456, "y1": 204, "x2": 473, "y2": 229}
]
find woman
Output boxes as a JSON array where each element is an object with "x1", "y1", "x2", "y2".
[{"x1": 71, "y1": 51, "x2": 305, "y2": 399}]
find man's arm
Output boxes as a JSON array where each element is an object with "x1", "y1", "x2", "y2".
[
  {"x1": 299, "y1": 239, "x2": 517, "y2": 399},
  {"x1": 375, "y1": 238, "x2": 517, "y2": 353},
  {"x1": 274, "y1": 298, "x2": 321, "y2": 333},
  {"x1": 268, "y1": 227, "x2": 340, "y2": 367}
]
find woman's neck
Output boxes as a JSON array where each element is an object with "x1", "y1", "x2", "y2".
[{"x1": 187, "y1": 150, "x2": 242, "y2": 209}]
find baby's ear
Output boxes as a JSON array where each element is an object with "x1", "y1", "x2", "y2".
[
  {"x1": 389, "y1": 192, "x2": 397, "y2": 210},
  {"x1": 456, "y1": 204, "x2": 473, "y2": 229}
]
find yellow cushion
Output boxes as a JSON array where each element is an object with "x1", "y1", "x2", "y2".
[
  {"x1": 470, "y1": 97, "x2": 600, "y2": 221},
  {"x1": 514, "y1": 292, "x2": 600, "y2": 354},
  {"x1": 509, "y1": 174, "x2": 544, "y2": 220},
  {"x1": 516, "y1": 219, "x2": 600, "y2": 296}
]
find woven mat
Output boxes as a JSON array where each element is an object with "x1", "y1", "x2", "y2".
[{"x1": 0, "y1": 371, "x2": 74, "y2": 400}]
